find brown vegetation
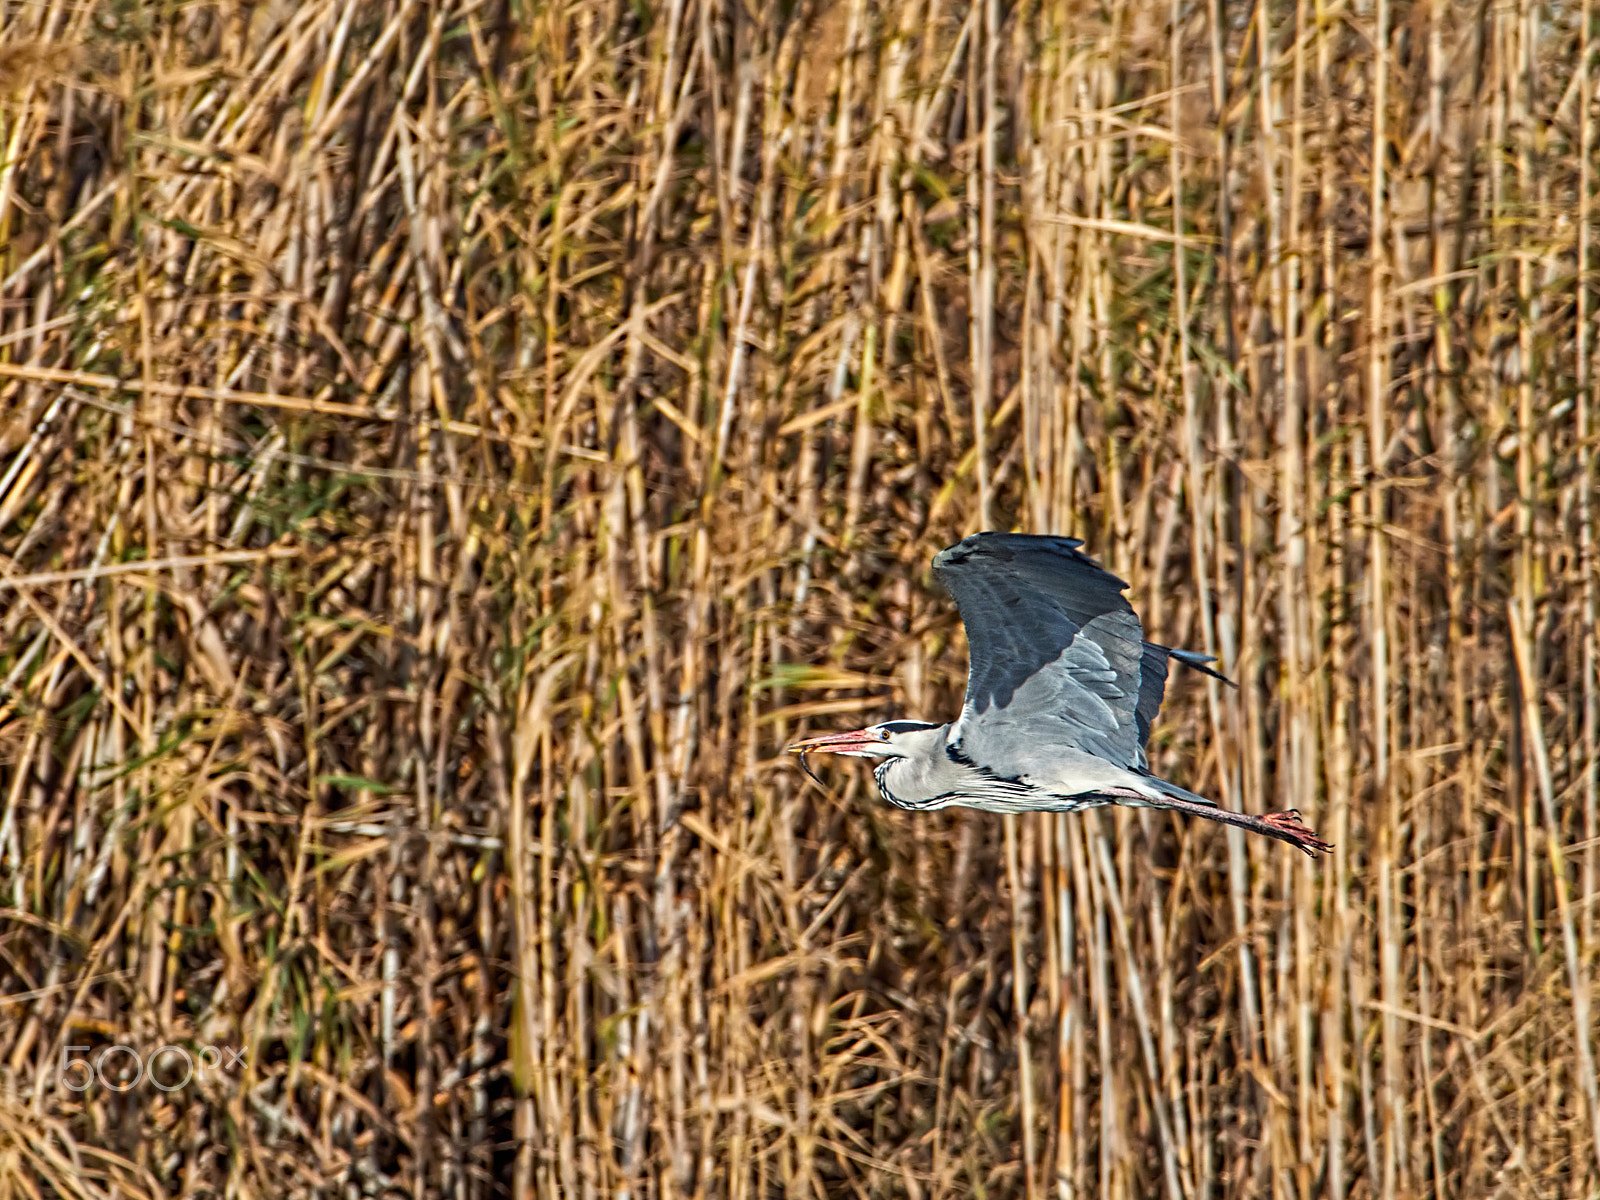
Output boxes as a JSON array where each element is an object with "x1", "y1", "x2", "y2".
[{"x1": 0, "y1": 0, "x2": 1597, "y2": 1196}]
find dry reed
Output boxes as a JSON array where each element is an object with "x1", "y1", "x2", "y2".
[{"x1": 0, "y1": 0, "x2": 1597, "y2": 1197}]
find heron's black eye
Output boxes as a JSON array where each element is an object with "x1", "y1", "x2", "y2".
[{"x1": 878, "y1": 720, "x2": 941, "y2": 734}]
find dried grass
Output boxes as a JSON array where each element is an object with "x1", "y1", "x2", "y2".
[{"x1": 0, "y1": 0, "x2": 1597, "y2": 1197}]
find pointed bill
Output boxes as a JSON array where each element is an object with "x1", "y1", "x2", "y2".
[
  {"x1": 786, "y1": 728, "x2": 886, "y2": 755},
  {"x1": 787, "y1": 727, "x2": 888, "y2": 786}
]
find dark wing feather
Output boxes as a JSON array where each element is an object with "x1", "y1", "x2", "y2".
[
  {"x1": 1135, "y1": 645, "x2": 1230, "y2": 750},
  {"x1": 933, "y1": 533, "x2": 1148, "y2": 771},
  {"x1": 1136, "y1": 642, "x2": 1173, "y2": 752}
]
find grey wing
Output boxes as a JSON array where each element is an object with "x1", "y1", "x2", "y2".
[{"x1": 932, "y1": 533, "x2": 1149, "y2": 775}]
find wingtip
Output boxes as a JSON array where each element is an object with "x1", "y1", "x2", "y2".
[
  {"x1": 946, "y1": 530, "x2": 1086, "y2": 548},
  {"x1": 936, "y1": 531, "x2": 1092, "y2": 569}
]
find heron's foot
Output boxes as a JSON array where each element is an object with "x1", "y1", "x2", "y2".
[{"x1": 1261, "y1": 810, "x2": 1333, "y2": 858}]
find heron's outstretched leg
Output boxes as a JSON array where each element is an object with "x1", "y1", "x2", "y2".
[{"x1": 1116, "y1": 789, "x2": 1333, "y2": 857}]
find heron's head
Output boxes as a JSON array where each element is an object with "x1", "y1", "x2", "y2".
[{"x1": 787, "y1": 720, "x2": 945, "y2": 781}]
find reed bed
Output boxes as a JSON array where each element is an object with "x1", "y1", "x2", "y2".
[{"x1": 0, "y1": 0, "x2": 1596, "y2": 1196}]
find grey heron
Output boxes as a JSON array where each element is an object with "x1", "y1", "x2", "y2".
[{"x1": 788, "y1": 533, "x2": 1331, "y2": 857}]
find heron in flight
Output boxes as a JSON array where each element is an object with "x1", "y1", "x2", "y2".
[{"x1": 788, "y1": 533, "x2": 1331, "y2": 856}]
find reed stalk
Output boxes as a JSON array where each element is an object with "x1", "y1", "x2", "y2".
[{"x1": 1, "y1": 1, "x2": 1598, "y2": 1194}]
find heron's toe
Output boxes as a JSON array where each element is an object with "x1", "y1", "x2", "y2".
[{"x1": 1262, "y1": 810, "x2": 1333, "y2": 858}]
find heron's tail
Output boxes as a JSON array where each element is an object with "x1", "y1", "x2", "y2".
[{"x1": 1140, "y1": 774, "x2": 1219, "y2": 809}]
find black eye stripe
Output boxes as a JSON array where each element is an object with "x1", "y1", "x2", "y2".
[{"x1": 879, "y1": 720, "x2": 941, "y2": 734}]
